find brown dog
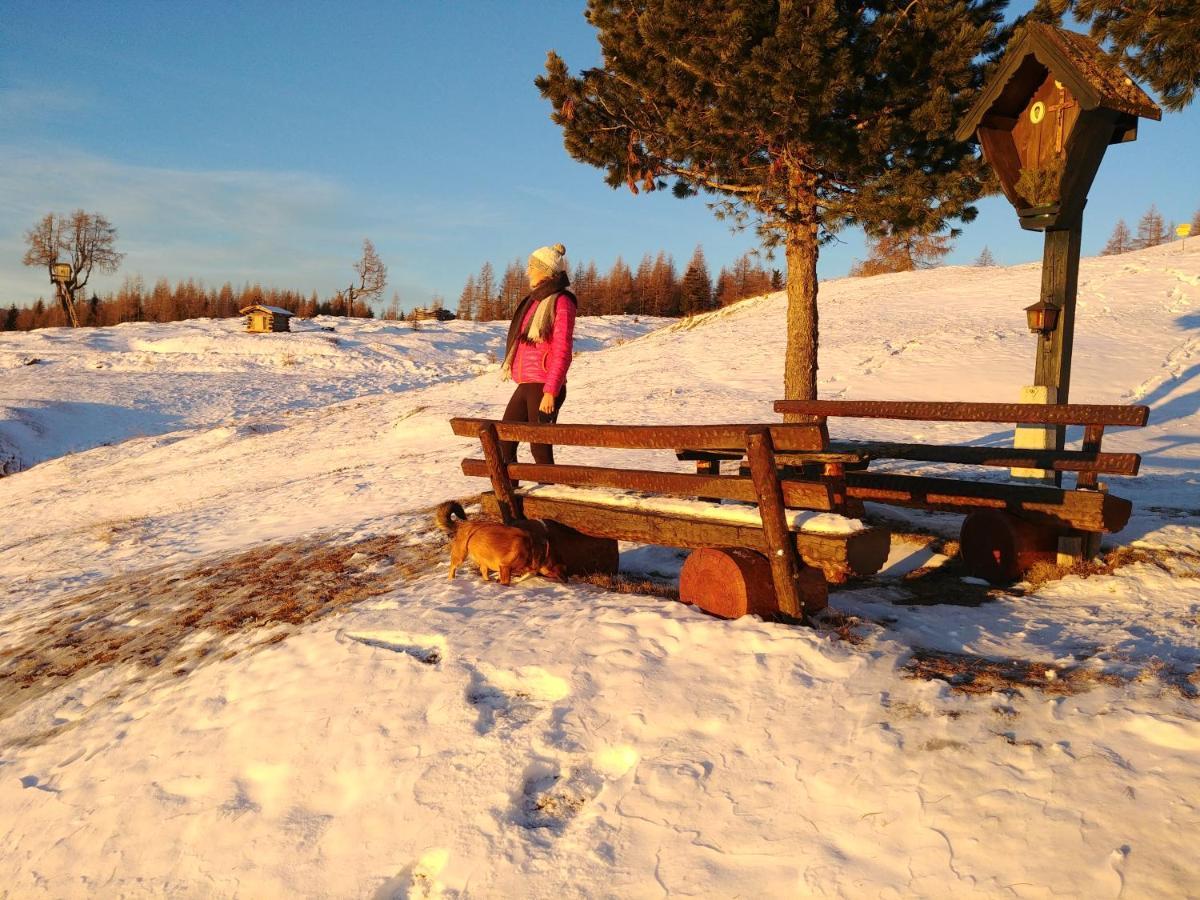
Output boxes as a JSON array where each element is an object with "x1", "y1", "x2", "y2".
[{"x1": 436, "y1": 501, "x2": 566, "y2": 585}]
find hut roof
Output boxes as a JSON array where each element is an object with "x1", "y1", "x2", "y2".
[
  {"x1": 956, "y1": 24, "x2": 1161, "y2": 142},
  {"x1": 239, "y1": 305, "x2": 295, "y2": 316}
]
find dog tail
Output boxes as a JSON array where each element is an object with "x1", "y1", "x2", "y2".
[{"x1": 435, "y1": 500, "x2": 467, "y2": 535}]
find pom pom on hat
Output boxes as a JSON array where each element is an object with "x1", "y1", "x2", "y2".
[{"x1": 530, "y1": 243, "x2": 568, "y2": 274}]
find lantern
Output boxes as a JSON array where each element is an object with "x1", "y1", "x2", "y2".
[{"x1": 1024, "y1": 299, "x2": 1060, "y2": 335}]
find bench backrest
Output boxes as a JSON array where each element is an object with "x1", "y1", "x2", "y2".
[{"x1": 773, "y1": 399, "x2": 1149, "y2": 427}]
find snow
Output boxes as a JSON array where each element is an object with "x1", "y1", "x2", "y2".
[
  {"x1": 1, "y1": 243, "x2": 1199, "y2": 897},
  {"x1": 521, "y1": 483, "x2": 867, "y2": 534}
]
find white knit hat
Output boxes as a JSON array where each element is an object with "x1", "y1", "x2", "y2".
[{"x1": 529, "y1": 243, "x2": 568, "y2": 275}]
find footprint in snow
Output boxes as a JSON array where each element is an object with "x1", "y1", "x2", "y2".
[
  {"x1": 374, "y1": 847, "x2": 455, "y2": 900},
  {"x1": 465, "y1": 663, "x2": 570, "y2": 736},
  {"x1": 515, "y1": 758, "x2": 604, "y2": 834}
]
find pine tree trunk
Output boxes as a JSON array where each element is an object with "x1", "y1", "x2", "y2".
[{"x1": 783, "y1": 222, "x2": 819, "y2": 410}]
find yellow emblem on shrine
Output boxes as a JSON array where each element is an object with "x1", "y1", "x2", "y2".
[{"x1": 1030, "y1": 101, "x2": 1046, "y2": 124}]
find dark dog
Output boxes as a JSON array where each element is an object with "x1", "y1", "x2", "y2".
[{"x1": 435, "y1": 501, "x2": 566, "y2": 585}]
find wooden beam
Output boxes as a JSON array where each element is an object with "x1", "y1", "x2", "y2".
[
  {"x1": 746, "y1": 428, "x2": 807, "y2": 617},
  {"x1": 821, "y1": 440, "x2": 1139, "y2": 475},
  {"x1": 459, "y1": 458, "x2": 836, "y2": 511},
  {"x1": 773, "y1": 400, "x2": 1148, "y2": 427},
  {"x1": 451, "y1": 418, "x2": 829, "y2": 451},
  {"x1": 1075, "y1": 425, "x2": 1105, "y2": 489},
  {"x1": 481, "y1": 493, "x2": 890, "y2": 582},
  {"x1": 845, "y1": 471, "x2": 1131, "y2": 533}
]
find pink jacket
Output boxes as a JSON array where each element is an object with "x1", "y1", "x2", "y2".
[{"x1": 511, "y1": 293, "x2": 576, "y2": 396}]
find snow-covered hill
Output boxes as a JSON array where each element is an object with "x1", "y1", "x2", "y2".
[
  {"x1": 1, "y1": 244, "x2": 1198, "y2": 897},
  {"x1": 0, "y1": 313, "x2": 666, "y2": 474}
]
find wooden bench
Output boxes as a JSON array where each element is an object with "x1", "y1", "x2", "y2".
[
  {"x1": 755, "y1": 399, "x2": 1149, "y2": 581},
  {"x1": 449, "y1": 417, "x2": 893, "y2": 619}
]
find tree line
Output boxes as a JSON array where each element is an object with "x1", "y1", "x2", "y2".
[
  {"x1": 0, "y1": 276, "x2": 377, "y2": 333},
  {"x1": 1102, "y1": 204, "x2": 1200, "y2": 255},
  {"x1": 456, "y1": 246, "x2": 781, "y2": 321}
]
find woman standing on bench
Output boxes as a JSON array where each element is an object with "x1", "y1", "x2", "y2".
[{"x1": 498, "y1": 242, "x2": 578, "y2": 465}]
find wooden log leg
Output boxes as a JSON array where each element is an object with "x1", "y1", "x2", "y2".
[
  {"x1": 797, "y1": 527, "x2": 891, "y2": 583},
  {"x1": 542, "y1": 520, "x2": 619, "y2": 577},
  {"x1": 696, "y1": 458, "x2": 721, "y2": 504},
  {"x1": 1057, "y1": 531, "x2": 1103, "y2": 566},
  {"x1": 478, "y1": 423, "x2": 522, "y2": 524},
  {"x1": 960, "y1": 510, "x2": 1059, "y2": 584},
  {"x1": 680, "y1": 547, "x2": 828, "y2": 619},
  {"x1": 746, "y1": 427, "x2": 808, "y2": 617}
]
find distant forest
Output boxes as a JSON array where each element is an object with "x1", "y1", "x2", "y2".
[
  {"x1": 2, "y1": 245, "x2": 781, "y2": 332},
  {"x1": 457, "y1": 247, "x2": 780, "y2": 321}
]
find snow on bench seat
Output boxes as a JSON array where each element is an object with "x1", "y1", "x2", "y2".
[{"x1": 518, "y1": 483, "x2": 866, "y2": 536}]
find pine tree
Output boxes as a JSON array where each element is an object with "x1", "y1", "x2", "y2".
[
  {"x1": 477, "y1": 262, "x2": 498, "y2": 320},
  {"x1": 537, "y1": 1, "x2": 1002, "y2": 400},
  {"x1": 3, "y1": 305, "x2": 17, "y2": 331},
  {"x1": 384, "y1": 291, "x2": 402, "y2": 320},
  {"x1": 647, "y1": 252, "x2": 677, "y2": 316},
  {"x1": 1191, "y1": 207, "x2": 1200, "y2": 235},
  {"x1": 1133, "y1": 204, "x2": 1168, "y2": 249},
  {"x1": 680, "y1": 245, "x2": 713, "y2": 315},
  {"x1": 1102, "y1": 219, "x2": 1133, "y2": 255},
  {"x1": 499, "y1": 259, "x2": 526, "y2": 319},
  {"x1": 632, "y1": 253, "x2": 654, "y2": 316},
  {"x1": 1040, "y1": 0, "x2": 1200, "y2": 111},
  {"x1": 974, "y1": 246, "x2": 997, "y2": 266},
  {"x1": 457, "y1": 275, "x2": 477, "y2": 320},
  {"x1": 850, "y1": 229, "x2": 953, "y2": 276}
]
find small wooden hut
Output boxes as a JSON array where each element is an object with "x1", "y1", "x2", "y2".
[{"x1": 240, "y1": 305, "x2": 294, "y2": 333}]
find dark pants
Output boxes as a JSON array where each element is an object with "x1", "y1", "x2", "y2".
[{"x1": 501, "y1": 382, "x2": 566, "y2": 464}]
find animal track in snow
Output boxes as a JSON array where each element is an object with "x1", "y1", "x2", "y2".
[
  {"x1": 342, "y1": 629, "x2": 446, "y2": 666},
  {"x1": 515, "y1": 758, "x2": 603, "y2": 833},
  {"x1": 465, "y1": 664, "x2": 569, "y2": 735}
]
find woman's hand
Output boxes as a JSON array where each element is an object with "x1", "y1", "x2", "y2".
[{"x1": 539, "y1": 392, "x2": 556, "y2": 415}]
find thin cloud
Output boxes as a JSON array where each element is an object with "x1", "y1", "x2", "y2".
[{"x1": 0, "y1": 145, "x2": 356, "y2": 301}]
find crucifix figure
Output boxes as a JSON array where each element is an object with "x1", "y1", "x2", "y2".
[{"x1": 1044, "y1": 81, "x2": 1077, "y2": 154}]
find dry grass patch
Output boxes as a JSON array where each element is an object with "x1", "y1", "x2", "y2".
[
  {"x1": 1023, "y1": 544, "x2": 1200, "y2": 589},
  {"x1": 577, "y1": 572, "x2": 680, "y2": 602},
  {"x1": 905, "y1": 648, "x2": 1124, "y2": 697},
  {"x1": 0, "y1": 524, "x2": 445, "y2": 730}
]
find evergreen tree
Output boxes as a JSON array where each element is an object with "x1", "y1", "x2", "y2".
[
  {"x1": 499, "y1": 259, "x2": 527, "y2": 319},
  {"x1": 537, "y1": 0, "x2": 1003, "y2": 400},
  {"x1": 1133, "y1": 204, "x2": 1168, "y2": 249},
  {"x1": 680, "y1": 245, "x2": 713, "y2": 314},
  {"x1": 850, "y1": 228, "x2": 953, "y2": 276},
  {"x1": 632, "y1": 253, "x2": 655, "y2": 315},
  {"x1": 1102, "y1": 219, "x2": 1133, "y2": 255},
  {"x1": 770, "y1": 269, "x2": 784, "y2": 291},
  {"x1": 604, "y1": 256, "x2": 634, "y2": 315},
  {"x1": 1038, "y1": 0, "x2": 1200, "y2": 111},
  {"x1": 974, "y1": 246, "x2": 997, "y2": 266},
  {"x1": 477, "y1": 262, "x2": 498, "y2": 320},
  {"x1": 3, "y1": 305, "x2": 17, "y2": 331},
  {"x1": 457, "y1": 275, "x2": 477, "y2": 320},
  {"x1": 647, "y1": 252, "x2": 678, "y2": 316},
  {"x1": 714, "y1": 267, "x2": 736, "y2": 306},
  {"x1": 1191, "y1": 207, "x2": 1200, "y2": 235}
]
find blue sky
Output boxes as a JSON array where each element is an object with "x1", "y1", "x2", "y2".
[{"x1": 2, "y1": 1, "x2": 1198, "y2": 311}]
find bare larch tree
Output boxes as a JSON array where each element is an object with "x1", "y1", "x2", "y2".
[
  {"x1": 22, "y1": 210, "x2": 124, "y2": 327},
  {"x1": 334, "y1": 238, "x2": 387, "y2": 316}
]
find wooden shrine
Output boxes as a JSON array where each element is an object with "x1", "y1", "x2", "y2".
[{"x1": 956, "y1": 24, "x2": 1160, "y2": 479}]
